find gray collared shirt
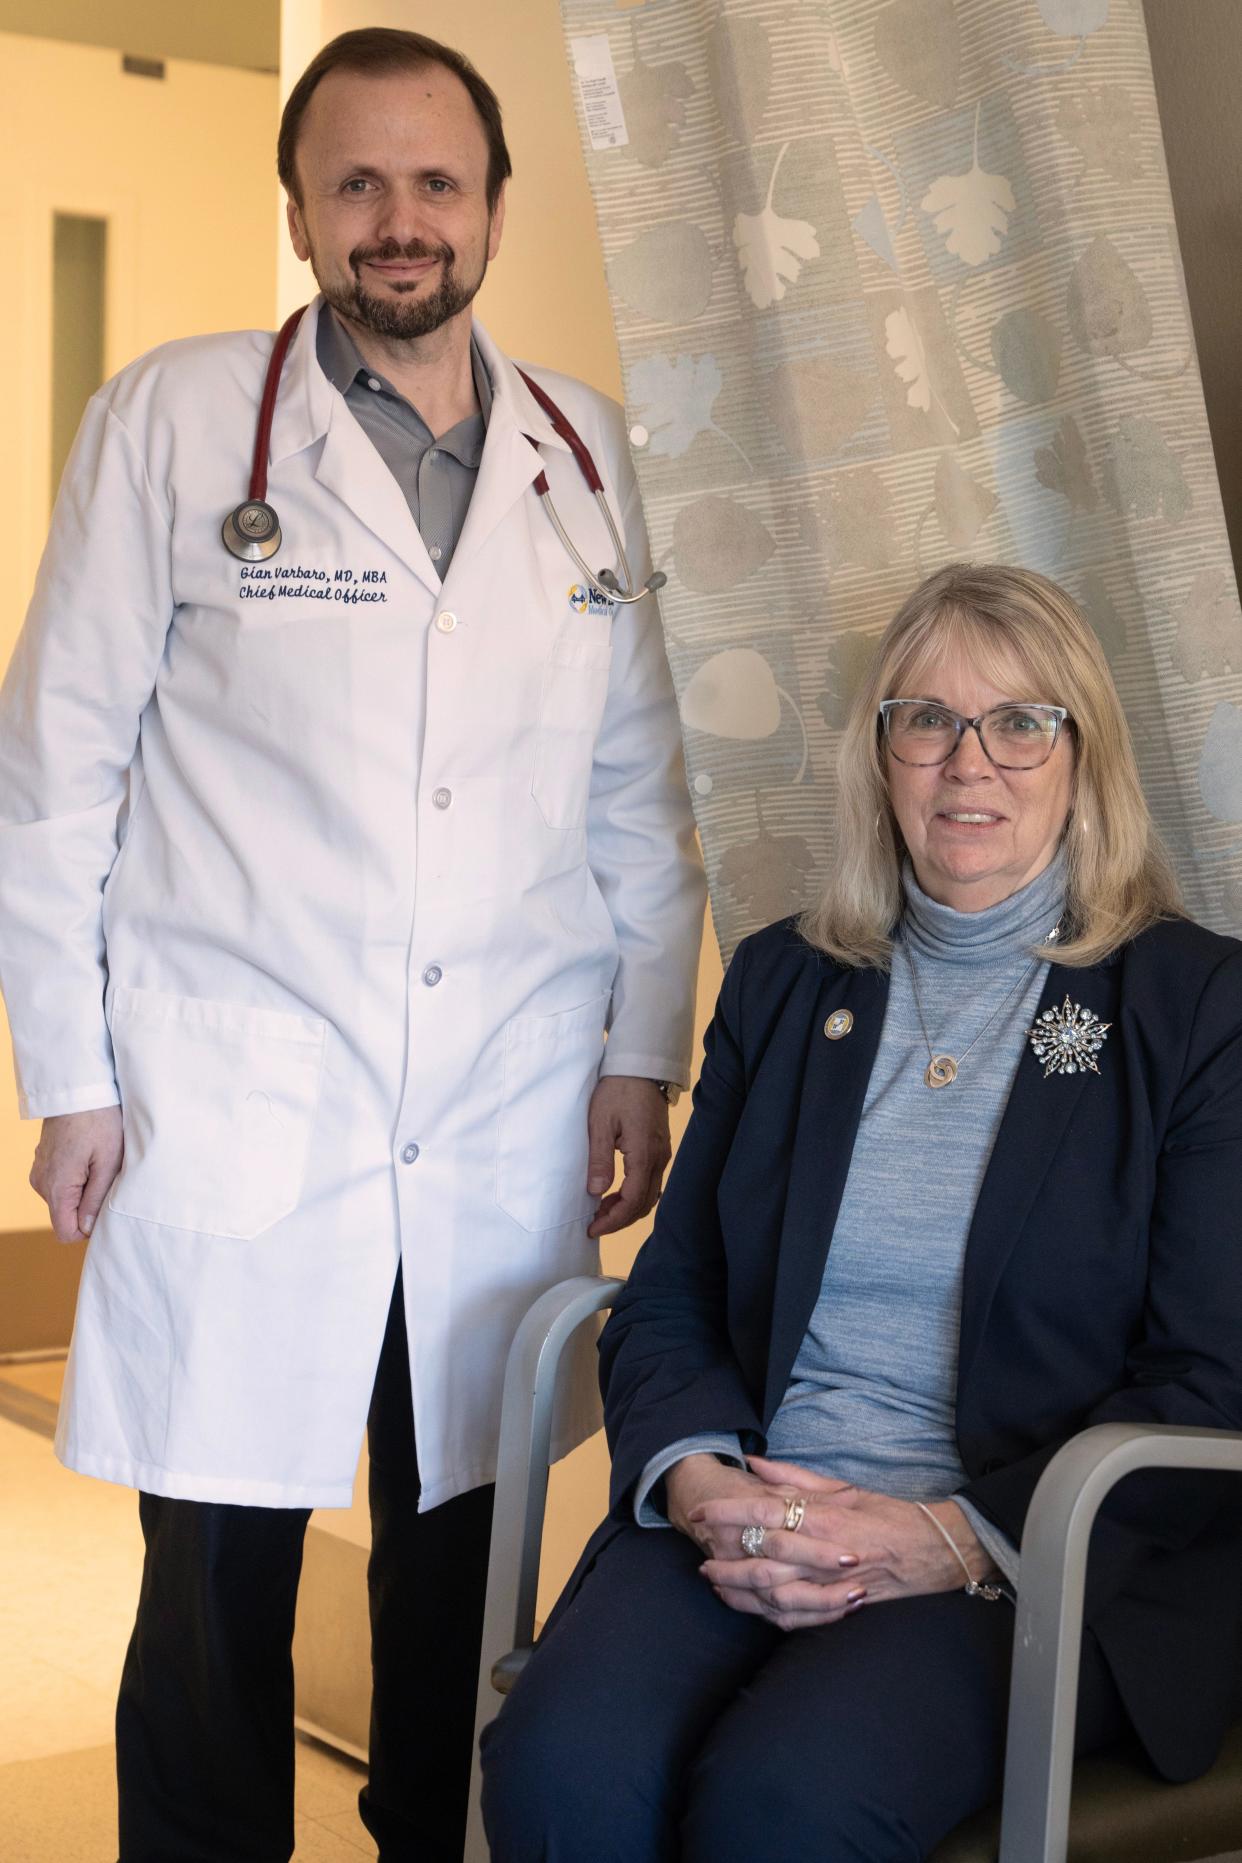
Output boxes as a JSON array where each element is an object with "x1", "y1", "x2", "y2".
[{"x1": 315, "y1": 306, "x2": 492, "y2": 576}]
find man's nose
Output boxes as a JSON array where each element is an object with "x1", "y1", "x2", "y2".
[{"x1": 374, "y1": 188, "x2": 436, "y2": 246}]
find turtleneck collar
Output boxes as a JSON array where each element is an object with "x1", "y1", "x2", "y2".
[{"x1": 901, "y1": 850, "x2": 1066, "y2": 967}]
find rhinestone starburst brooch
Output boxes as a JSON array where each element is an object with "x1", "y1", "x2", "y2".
[{"x1": 1026, "y1": 997, "x2": 1111, "y2": 1078}]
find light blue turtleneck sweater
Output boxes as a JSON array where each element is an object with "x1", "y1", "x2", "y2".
[{"x1": 636, "y1": 855, "x2": 1067, "y2": 1585}]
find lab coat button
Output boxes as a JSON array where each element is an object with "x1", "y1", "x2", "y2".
[
  {"x1": 422, "y1": 964, "x2": 443, "y2": 987},
  {"x1": 432, "y1": 786, "x2": 452, "y2": 810},
  {"x1": 400, "y1": 1142, "x2": 420, "y2": 1165},
  {"x1": 435, "y1": 611, "x2": 457, "y2": 634}
]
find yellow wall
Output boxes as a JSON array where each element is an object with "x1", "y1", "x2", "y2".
[
  {"x1": 276, "y1": 0, "x2": 721, "y2": 1598},
  {"x1": 0, "y1": 3, "x2": 716, "y2": 1604},
  {"x1": 0, "y1": 33, "x2": 278, "y2": 1228},
  {"x1": 0, "y1": 5, "x2": 278, "y2": 73},
  {"x1": 277, "y1": 0, "x2": 622, "y2": 395}
]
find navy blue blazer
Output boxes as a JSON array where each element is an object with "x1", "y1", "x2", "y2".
[{"x1": 598, "y1": 913, "x2": 1242, "y2": 1779}]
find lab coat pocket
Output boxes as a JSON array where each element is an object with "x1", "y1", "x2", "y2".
[
  {"x1": 107, "y1": 987, "x2": 326, "y2": 1239},
  {"x1": 531, "y1": 629, "x2": 612, "y2": 829},
  {"x1": 496, "y1": 991, "x2": 610, "y2": 1232}
]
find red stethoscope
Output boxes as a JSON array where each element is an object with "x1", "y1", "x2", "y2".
[{"x1": 222, "y1": 305, "x2": 666, "y2": 607}]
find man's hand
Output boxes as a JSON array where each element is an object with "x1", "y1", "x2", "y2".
[
  {"x1": 30, "y1": 1107, "x2": 124, "y2": 1243},
  {"x1": 585, "y1": 1075, "x2": 671, "y2": 1238}
]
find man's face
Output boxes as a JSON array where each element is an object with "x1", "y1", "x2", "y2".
[{"x1": 286, "y1": 65, "x2": 505, "y2": 342}]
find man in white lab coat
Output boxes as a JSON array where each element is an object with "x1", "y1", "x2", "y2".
[{"x1": 0, "y1": 28, "x2": 704, "y2": 1862}]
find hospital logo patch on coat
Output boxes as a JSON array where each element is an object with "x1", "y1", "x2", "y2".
[{"x1": 568, "y1": 583, "x2": 616, "y2": 619}]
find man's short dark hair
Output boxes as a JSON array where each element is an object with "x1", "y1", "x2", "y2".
[{"x1": 278, "y1": 27, "x2": 512, "y2": 212}]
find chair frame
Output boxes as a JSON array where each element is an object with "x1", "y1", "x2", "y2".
[{"x1": 465, "y1": 1275, "x2": 1242, "y2": 1863}]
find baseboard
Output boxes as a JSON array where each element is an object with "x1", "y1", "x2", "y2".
[
  {"x1": 0, "y1": 1228, "x2": 84, "y2": 1355},
  {"x1": 0, "y1": 1377, "x2": 58, "y2": 1439},
  {"x1": 293, "y1": 1522, "x2": 372, "y2": 1757}
]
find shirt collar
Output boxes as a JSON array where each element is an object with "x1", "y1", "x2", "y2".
[{"x1": 315, "y1": 304, "x2": 492, "y2": 462}]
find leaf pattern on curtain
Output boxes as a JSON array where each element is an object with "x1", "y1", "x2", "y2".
[{"x1": 560, "y1": 0, "x2": 1242, "y2": 957}]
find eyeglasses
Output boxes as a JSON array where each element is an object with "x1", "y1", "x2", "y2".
[{"x1": 879, "y1": 700, "x2": 1070, "y2": 770}]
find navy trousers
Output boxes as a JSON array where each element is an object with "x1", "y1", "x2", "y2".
[
  {"x1": 115, "y1": 1273, "x2": 494, "y2": 1863},
  {"x1": 481, "y1": 1520, "x2": 1131, "y2": 1862}
]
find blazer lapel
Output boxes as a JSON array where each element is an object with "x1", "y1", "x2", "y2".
[
  {"x1": 957, "y1": 958, "x2": 1121, "y2": 1392},
  {"x1": 762, "y1": 964, "x2": 890, "y2": 1421}
]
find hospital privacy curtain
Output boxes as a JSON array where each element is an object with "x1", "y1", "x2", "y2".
[{"x1": 558, "y1": 0, "x2": 1242, "y2": 960}]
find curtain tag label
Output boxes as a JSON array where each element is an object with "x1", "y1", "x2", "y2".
[{"x1": 570, "y1": 34, "x2": 630, "y2": 151}]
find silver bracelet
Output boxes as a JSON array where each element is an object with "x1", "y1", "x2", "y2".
[{"x1": 915, "y1": 1500, "x2": 1004, "y2": 1602}]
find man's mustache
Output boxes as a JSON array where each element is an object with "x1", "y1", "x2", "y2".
[{"x1": 350, "y1": 239, "x2": 454, "y2": 269}]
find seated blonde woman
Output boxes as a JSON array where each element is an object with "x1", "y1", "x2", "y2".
[{"x1": 480, "y1": 563, "x2": 1242, "y2": 1861}]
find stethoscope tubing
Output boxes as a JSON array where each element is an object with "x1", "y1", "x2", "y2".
[
  {"x1": 226, "y1": 307, "x2": 663, "y2": 606},
  {"x1": 248, "y1": 306, "x2": 307, "y2": 504},
  {"x1": 515, "y1": 367, "x2": 662, "y2": 607}
]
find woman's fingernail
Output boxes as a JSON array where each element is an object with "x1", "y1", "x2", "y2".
[
  {"x1": 846, "y1": 1587, "x2": 867, "y2": 1604},
  {"x1": 837, "y1": 1554, "x2": 859, "y2": 1568},
  {"x1": 81, "y1": 1213, "x2": 94, "y2": 1235}
]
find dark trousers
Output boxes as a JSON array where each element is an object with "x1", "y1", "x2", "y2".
[
  {"x1": 481, "y1": 1521, "x2": 1132, "y2": 1862},
  {"x1": 115, "y1": 1273, "x2": 495, "y2": 1863}
]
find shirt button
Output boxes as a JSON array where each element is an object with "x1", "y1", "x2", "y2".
[
  {"x1": 432, "y1": 786, "x2": 452, "y2": 810},
  {"x1": 400, "y1": 1142, "x2": 420, "y2": 1165},
  {"x1": 429, "y1": 545, "x2": 443, "y2": 562},
  {"x1": 428, "y1": 448, "x2": 440, "y2": 463},
  {"x1": 367, "y1": 377, "x2": 382, "y2": 392},
  {"x1": 435, "y1": 611, "x2": 457, "y2": 634},
  {"x1": 422, "y1": 964, "x2": 443, "y2": 987}
]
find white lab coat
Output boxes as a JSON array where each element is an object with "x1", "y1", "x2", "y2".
[{"x1": 0, "y1": 301, "x2": 704, "y2": 1509}]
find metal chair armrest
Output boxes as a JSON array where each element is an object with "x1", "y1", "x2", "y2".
[
  {"x1": 466, "y1": 1274, "x2": 624, "y2": 1862},
  {"x1": 998, "y1": 1421, "x2": 1242, "y2": 1863}
]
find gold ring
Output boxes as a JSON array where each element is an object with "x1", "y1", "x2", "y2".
[{"x1": 783, "y1": 1495, "x2": 806, "y2": 1533}]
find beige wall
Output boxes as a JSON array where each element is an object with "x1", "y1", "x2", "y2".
[{"x1": 0, "y1": 34, "x2": 279, "y2": 1231}]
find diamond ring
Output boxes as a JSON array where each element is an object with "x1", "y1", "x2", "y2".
[{"x1": 741, "y1": 1524, "x2": 766, "y2": 1557}]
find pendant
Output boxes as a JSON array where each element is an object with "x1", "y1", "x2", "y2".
[
  {"x1": 925, "y1": 1054, "x2": 958, "y2": 1088},
  {"x1": 1026, "y1": 997, "x2": 1111, "y2": 1079}
]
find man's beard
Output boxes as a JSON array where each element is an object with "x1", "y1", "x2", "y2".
[{"x1": 320, "y1": 237, "x2": 486, "y2": 341}]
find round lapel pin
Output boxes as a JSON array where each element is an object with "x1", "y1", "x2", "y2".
[{"x1": 824, "y1": 1009, "x2": 854, "y2": 1040}]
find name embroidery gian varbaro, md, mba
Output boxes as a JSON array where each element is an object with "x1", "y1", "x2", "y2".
[{"x1": 238, "y1": 565, "x2": 389, "y2": 604}]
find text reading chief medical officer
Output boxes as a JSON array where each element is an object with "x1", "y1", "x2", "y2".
[{"x1": 0, "y1": 29, "x2": 704, "y2": 1863}]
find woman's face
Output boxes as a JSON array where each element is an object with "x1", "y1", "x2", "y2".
[{"x1": 884, "y1": 643, "x2": 1075, "y2": 913}]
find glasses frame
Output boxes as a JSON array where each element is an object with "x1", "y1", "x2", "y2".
[{"x1": 879, "y1": 699, "x2": 1071, "y2": 770}]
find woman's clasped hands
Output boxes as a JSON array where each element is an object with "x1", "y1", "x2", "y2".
[{"x1": 670, "y1": 1453, "x2": 996, "y2": 1632}]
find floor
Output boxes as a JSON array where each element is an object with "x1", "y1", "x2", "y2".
[
  {"x1": 0, "y1": 1358, "x2": 377, "y2": 1862},
  {"x1": 5, "y1": 1359, "x2": 1240, "y2": 1863}
]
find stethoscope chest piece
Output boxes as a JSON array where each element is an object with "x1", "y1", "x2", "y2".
[{"x1": 222, "y1": 499, "x2": 282, "y2": 562}]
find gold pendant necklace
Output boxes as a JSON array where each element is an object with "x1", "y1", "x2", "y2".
[{"x1": 904, "y1": 923, "x2": 1060, "y2": 1090}]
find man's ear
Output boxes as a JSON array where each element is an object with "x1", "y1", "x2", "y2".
[
  {"x1": 286, "y1": 194, "x2": 310, "y2": 263},
  {"x1": 487, "y1": 182, "x2": 507, "y2": 263}
]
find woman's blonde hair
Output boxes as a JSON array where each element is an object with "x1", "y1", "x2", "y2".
[{"x1": 800, "y1": 562, "x2": 1183, "y2": 969}]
